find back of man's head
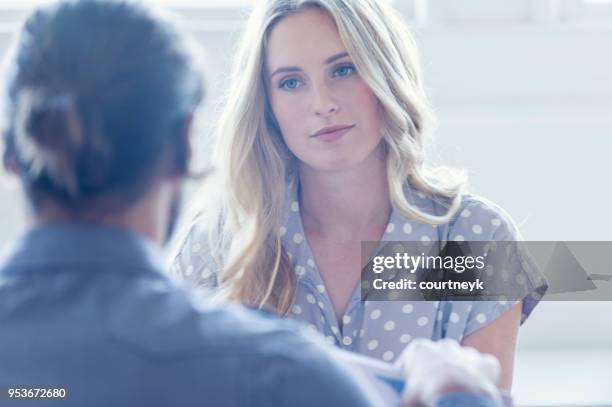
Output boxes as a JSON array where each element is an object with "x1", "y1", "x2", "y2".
[{"x1": 1, "y1": 0, "x2": 204, "y2": 216}]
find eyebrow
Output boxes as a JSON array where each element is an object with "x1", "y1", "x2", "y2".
[
  {"x1": 269, "y1": 51, "x2": 351, "y2": 79},
  {"x1": 325, "y1": 51, "x2": 350, "y2": 64}
]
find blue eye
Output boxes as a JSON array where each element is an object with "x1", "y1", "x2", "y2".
[
  {"x1": 334, "y1": 65, "x2": 355, "y2": 77},
  {"x1": 280, "y1": 78, "x2": 302, "y2": 90}
]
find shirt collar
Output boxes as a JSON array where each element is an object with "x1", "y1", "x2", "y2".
[
  {"x1": 280, "y1": 180, "x2": 443, "y2": 276},
  {"x1": 0, "y1": 222, "x2": 166, "y2": 277}
]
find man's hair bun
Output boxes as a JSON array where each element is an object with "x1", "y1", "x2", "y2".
[{"x1": 14, "y1": 88, "x2": 87, "y2": 197}]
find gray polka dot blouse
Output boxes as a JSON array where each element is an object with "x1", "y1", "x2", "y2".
[{"x1": 172, "y1": 182, "x2": 547, "y2": 363}]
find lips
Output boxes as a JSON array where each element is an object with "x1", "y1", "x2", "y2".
[{"x1": 311, "y1": 124, "x2": 356, "y2": 142}]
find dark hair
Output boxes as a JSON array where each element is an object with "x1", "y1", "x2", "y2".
[{"x1": 2, "y1": 0, "x2": 204, "y2": 210}]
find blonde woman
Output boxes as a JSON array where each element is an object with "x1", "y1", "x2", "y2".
[{"x1": 172, "y1": 0, "x2": 546, "y2": 390}]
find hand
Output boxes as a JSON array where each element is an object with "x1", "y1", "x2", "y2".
[{"x1": 395, "y1": 338, "x2": 502, "y2": 407}]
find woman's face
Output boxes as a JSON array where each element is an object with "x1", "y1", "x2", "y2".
[{"x1": 265, "y1": 7, "x2": 383, "y2": 172}]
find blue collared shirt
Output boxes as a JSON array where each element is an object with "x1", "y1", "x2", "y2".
[{"x1": 0, "y1": 223, "x2": 384, "y2": 407}]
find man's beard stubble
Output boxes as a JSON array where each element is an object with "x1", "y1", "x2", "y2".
[{"x1": 164, "y1": 188, "x2": 183, "y2": 245}]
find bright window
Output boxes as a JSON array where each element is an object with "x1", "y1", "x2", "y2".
[{"x1": 0, "y1": 0, "x2": 255, "y2": 9}]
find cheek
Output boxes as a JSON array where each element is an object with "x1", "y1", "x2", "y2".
[
  {"x1": 269, "y1": 93, "x2": 307, "y2": 146},
  {"x1": 347, "y1": 83, "x2": 382, "y2": 136}
]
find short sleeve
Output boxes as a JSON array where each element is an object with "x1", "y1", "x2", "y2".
[
  {"x1": 169, "y1": 222, "x2": 220, "y2": 293},
  {"x1": 447, "y1": 197, "x2": 548, "y2": 337}
]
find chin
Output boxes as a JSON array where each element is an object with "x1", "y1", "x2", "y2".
[
  {"x1": 305, "y1": 156, "x2": 366, "y2": 173},
  {"x1": 308, "y1": 146, "x2": 382, "y2": 172}
]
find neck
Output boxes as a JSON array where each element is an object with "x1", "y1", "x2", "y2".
[
  {"x1": 298, "y1": 147, "x2": 392, "y2": 241},
  {"x1": 31, "y1": 181, "x2": 173, "y2": 246}
]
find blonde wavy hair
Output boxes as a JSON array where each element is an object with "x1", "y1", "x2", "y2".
[{"x1": 202, "y1": 0, "x2": 466, "y2": 314}]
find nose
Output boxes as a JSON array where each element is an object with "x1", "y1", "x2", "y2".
[{"x1": 311, "y1": 82, "x2": 338, "y2": 117}]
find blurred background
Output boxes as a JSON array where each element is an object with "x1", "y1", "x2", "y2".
[{"x1": 0, "y1": 0, "x2": 611, "y2": 405}]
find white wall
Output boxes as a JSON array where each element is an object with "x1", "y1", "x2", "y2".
[{"x1": 0, "y1": 2, "x2": 611, "y2": 405}]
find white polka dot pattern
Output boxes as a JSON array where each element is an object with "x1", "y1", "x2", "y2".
[
  {"x1": 402, "y1": 304, "x2": 414, "y2": 314},
  {"x1": 382, "y1": 351, "x2": 394, "y2": 361},
  {"x1": 450, "y1": 312, "x2": 460, "y2": 323},
  {"x1": 402, "y1": 223, "x2": 412, "y2": 235}
]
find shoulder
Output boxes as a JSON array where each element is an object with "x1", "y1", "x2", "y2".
[
  {"x1": 104, "y1": 275, "x2": 304, "y2": 359},
  {"x1": 401, "y1": 182, "x2": 523, "y2": 241},
  {"x1": 447, "y1": 193, "x2": 523, "y2": 242},
  {"x1": 409, "y1": 184, "x2": 523, "y2": 242},
  {"x1": 449, "y1": 194, "x2": 522, "y2": 241},
  {"x1": 104, "y1": 279, "x2": 377, "y2": 405}
]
